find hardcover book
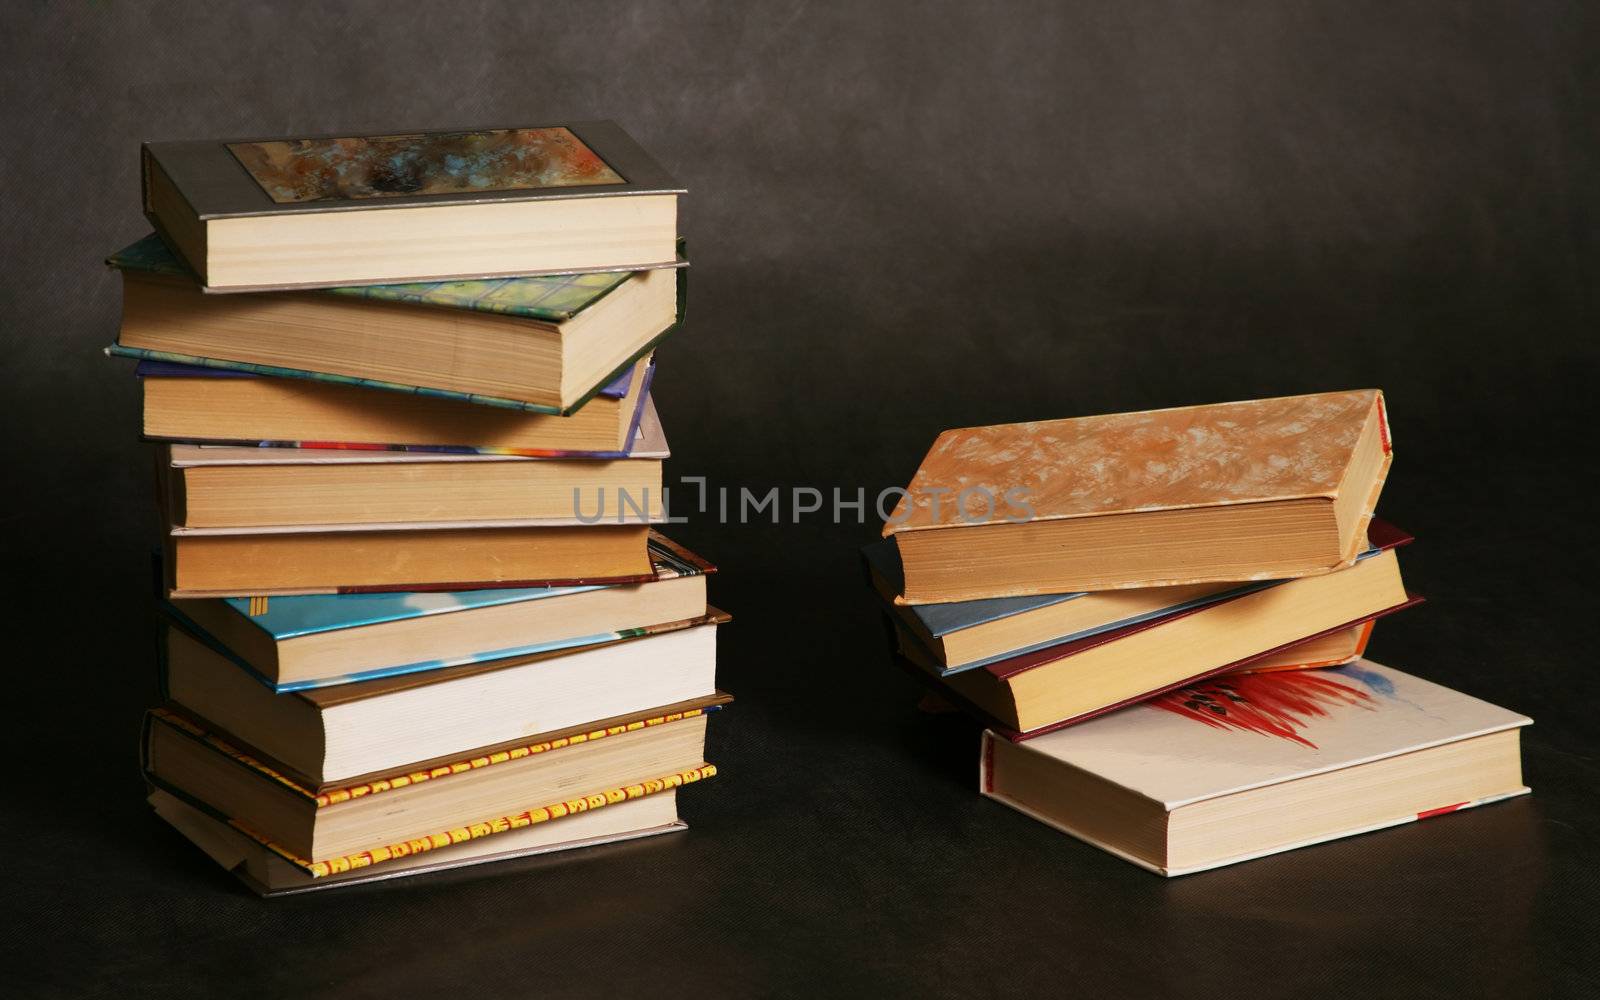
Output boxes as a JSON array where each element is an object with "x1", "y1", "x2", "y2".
[
  {"x1": 865, "y1": 519, "x2": 1407, "y2": 674},
  {"x1": 161, "y1": 398, "x2": 669, "y2": 529},
  {"x1": 107, "y1": 233, "x2": 686, "y2": 414},
  {"x1": 898, "y1": 528, "x2": 1419, "y2": 739},
  {"x1": 144, "y1": 702, "x2": 719, "y2": 864},
  {"x1": 161, "y1": 611, "x2": 730, "y2": 784},
  {"x1": 163, "y1": 532, "x2": 714, "y2": 690},
  {"x1": 981, "y1": 659, "x2": 1531, "y2": 875},
  {"x1": 884, "y1": 390, "x2": 1392, "y2": 602},
  {"x1": 134, "y1": 357, "x2": 657, "y2": 456},
  {"x1": 141, "y1": 121, "x2": 684, "y2": 290}
]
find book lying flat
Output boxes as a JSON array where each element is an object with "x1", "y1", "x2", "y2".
[
  {"x1": 142, "y1": 121, "x2": 683, "y2": 291},
  {"x1": 162, "y1": 399, "x2": 668, "y2": 529},
  {"x1": 163, "y1": 533, "x2": 713, "y2": 690},
  {"x1": 144, "y1": 701, "x2": 717, "y2": 863},
  {"x1": 151, "y1": 788, "x2": 688, "y2": 896},
  {"x1": 884, "y1": 390, "x2": 1392, "y2": 602},
  {"x1": 163, "y1": 611, "x2": 729, "y2": 784},
  {"x1": 899, "y1": 536, "x2": 1418, "y2": 738},
  {"x1": 866, "y1": 519, "x2": 1407, "y2": 674},
  {"x1": 981, "y1": 659, "x2": 1530, "y2": 875},
  {"x1": 161, "y1": 522, "x2": 655, "y2": 598},
  {"x1": 107, "y1": 231, "x2": 684, "y2": 414},
  {"x1": 135, "y1": 355, "x2": 657, "y2": 456},
  {"x1": 1233, "y1": 621, "x2": 1373, "y2": 674}
]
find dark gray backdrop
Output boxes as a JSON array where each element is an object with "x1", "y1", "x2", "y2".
[{"x1": 3, "y1": 2, "x2": 1595, "y2": 997}]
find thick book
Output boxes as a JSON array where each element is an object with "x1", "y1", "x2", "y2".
[
  {"x1": 163, "y1": 533, "x2": 713, "y2": 690},
  {"x1": 151, "y1": 787, "x2": 687, "y2": 896},
  {"x1": 884, "y1": 390, "x2": 1392, "y2": 602},
  {"x1": 135, "y1": 356, "x2": 656, "y2": 456},
  {"x1": 161, "y1": 400, "x2": 668, "y2": 529},
  {"x1": 162, "y1": 611, "x2": 730, "y2": 784},
  {"x1": 899, "y1": 530, "x2": 1418, "y2": 738},
  {"x1": 144, "y1": 702, "x2": 717, "y2": 864},
  {"x1": 141, "y1": 121, "x2": 684, "y2": 291},
  {"x1": 981, "y1": 659, "x2": 1530, "y2": 875},
  {"x1": 107, "y1": 232, "x2": 685, "y2": 414},
  {"x1": 865, "y1": 519, "x2": 1406, "y2": 674}
]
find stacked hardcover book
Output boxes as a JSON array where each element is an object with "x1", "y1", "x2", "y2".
[
  {"x1": 107, "y1": 123, "x2": 729, "y2": 894},
  {"x1": 867, "y1": 390, "x2": 1531, "y2": 875}
]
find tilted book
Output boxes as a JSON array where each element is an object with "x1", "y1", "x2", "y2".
[
  {"x1": 106, "y1": 232, "x2": 688, "y2": 415},
  {"x1": 141, "y1": 121, "x2": 684, "y2": 290},
  {"x1": 884, "y1": 390, "x2": 1392, "y2": 602},
  {"x1": 981, "y1": 659, "x2": 1530, "y2": 875}
]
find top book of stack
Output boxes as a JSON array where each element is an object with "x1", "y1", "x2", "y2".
[
  {"x1": 884, "y1": 390, "x2": 1392, "y2": 603},
  {"x1": 142, "y1": 122, "x2": 683, "y2": 291}
]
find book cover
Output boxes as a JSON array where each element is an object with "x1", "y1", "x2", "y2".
[
  {"x1": 886, "y1": 390, "x2": 1389, "y2": 535},
  {"x1": 145, "y1": 122, "x2": 682, "y2": 220},
  {"x1": 980, "y1": 659, "x2": 1530, "y2": 875}
]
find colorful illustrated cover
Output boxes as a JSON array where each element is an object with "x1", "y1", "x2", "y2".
[
  {"x1": 874, "y1": 519, "x2": 1408, "y2": 675},
  {"x1": 112, "y1": 231, "x2": 636, "y2": 322},
  {"x1": 106, "y1": 238, "x2": 688, "y2": 416},
  {"x1": 160, "y1": 534, "x2": 716, "y2": 691},
  {"x1": 144, "y1": 708, "x2": 717, "y2": 879},
  {"x1": 981, "y1": 659, "x2": 1529, "y2": 875}
]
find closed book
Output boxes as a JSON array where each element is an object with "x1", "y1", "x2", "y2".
[
  {"x1": 134, "y1": 355, "x2": 656, "y2": 455},
  {"x1": 884, "y1": 390, "x2": 1392, "y2": 602},
  {"x1": 981, "y1": 659, "x2": 1530, "y2": 875},
  {"x1": 161, "y1": 610, "x2": 729, "y2": 785},
  {"x1": 163, "y1": 533, "x2": 714, "y2": 691},
  {"x1": 151, "y1": 788, "x2": 687, "y2": 896},
  {"x1": 108, "y1": 231, "x2": 685, "y2": 414},
  {"x1": 141, "y1": 121, "x2": 683, "y2": 290},
  {"x1": 161, "y1": 397, "x2": 668, "y2": 529},
  {"x1": 144, "y1": 701, "x2": 719, "y2": 865},
  {"x1": 866, "y1": 519, "x2": 1407, "y2": 674},
  {"x1": 899, "y1": 529, "x2": 1418, "y2": 738}
]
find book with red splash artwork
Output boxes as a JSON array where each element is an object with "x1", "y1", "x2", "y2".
[{"x1": 980, "y1": 659, "x2": 1530, "y2": 876}]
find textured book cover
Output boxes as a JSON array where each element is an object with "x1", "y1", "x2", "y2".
[
  {"x1": 160, "y1": 535, "x2": 718, "y2": 691},
  {"x1": 145, "y1": 707, "x2": 717, "y2": 879},
  {"x1": 980, "y1": 659, "x2": 1530, "y2": 875}
]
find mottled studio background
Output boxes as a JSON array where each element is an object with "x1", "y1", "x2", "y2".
[{"x1": 1, "y1": 2, "x2": 1594, "y2": 997}]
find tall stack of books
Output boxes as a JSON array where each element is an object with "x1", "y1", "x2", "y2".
[
  {"x1": 867, "y1": 391, "x2": 1531, "y2": 876},
  {"x1": 107, "y1": 123, "x2": 729, "y2": 895}
]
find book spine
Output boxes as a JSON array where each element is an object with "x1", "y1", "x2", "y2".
[
  {"x1": 979, "y1": 731, "x2": 995, "y2": 793},
  {"x1": 243, "y1": 764, "x2": 718, "y2": 878}
]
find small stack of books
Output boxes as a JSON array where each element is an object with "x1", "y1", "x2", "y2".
[
  {"x1": 867, "y1": 390, "x2": 1531, "y2": 875},
  {"x1": 107, "y1": 123, "x2": 729, "y2": 894}
]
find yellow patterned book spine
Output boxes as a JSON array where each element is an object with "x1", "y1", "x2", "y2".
[
  {"x1": 148, "y1": 705, "x2": 708, "y2": 807},
  {"x1": 232, "y1": 763, "x2": 717, "y2": 878}
]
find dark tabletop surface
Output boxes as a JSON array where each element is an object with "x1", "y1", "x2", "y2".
[{"x1": 3, "y1": 2, "x2": 1595, "y2": 997}]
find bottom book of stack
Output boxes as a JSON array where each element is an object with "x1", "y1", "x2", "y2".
[
  {"x1": 981, "y1": 659, "x2": 1530, "y2": 876},
  {"x1": 145, "y1": 686, "x2": 728, "y2": 895}
]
